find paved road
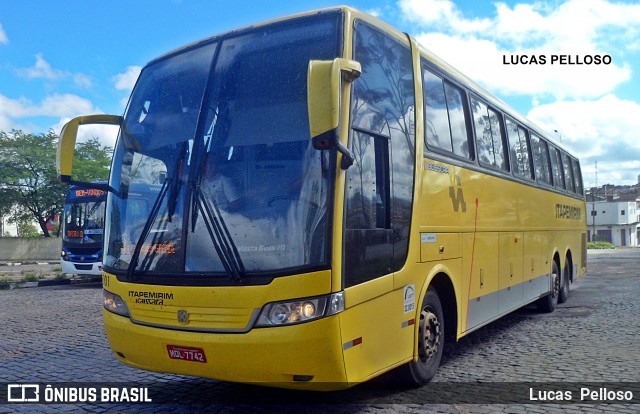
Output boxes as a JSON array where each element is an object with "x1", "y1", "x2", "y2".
[{"x1": 0, "y1": 249, "x2": 638, "y2": 413}]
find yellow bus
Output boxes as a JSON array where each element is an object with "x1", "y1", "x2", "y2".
[{"x1": 57, "y1": 6, "x2": 587, "y2": 390}]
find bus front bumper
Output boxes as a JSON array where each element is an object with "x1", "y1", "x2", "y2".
[
  {"x1": 103, "y1": 310, "x2": 349, "y2": 390},
  {"x1": 61, "y1": 260, "x2": 101, "y2": 276}
]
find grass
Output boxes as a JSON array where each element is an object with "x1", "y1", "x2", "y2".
[
  {"x1": 587, "y1": 241, "x2": 616, "y2": 249},
  {"x1": 21, "y1": 271, "x2": 41, "y2": 282},
  {"x1": 0, "y1": 267, "x2": 68, "y2": 289}
]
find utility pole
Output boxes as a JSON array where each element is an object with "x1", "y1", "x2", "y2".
[{"x1": 591, "y1": 161, "x2": 597, "y2": 242}]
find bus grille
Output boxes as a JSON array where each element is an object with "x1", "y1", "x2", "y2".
[{"x1": 129, "y1": 306, "x2": 260, "y2": 333}]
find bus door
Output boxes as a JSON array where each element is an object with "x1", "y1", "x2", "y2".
[{"x1": 339, "y1": 21, "x2": 415, "y2": 382}]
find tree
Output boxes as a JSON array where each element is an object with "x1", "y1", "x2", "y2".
[
  {"x1": 74, "y1": 137, "x2": 114, "y2": 182},
  {"x1": 0, "y1": 130, "x2": 112, "y2": 237}
]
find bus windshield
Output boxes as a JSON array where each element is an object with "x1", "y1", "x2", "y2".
[
  {"x1": 63, "y1": 198, "x2": 105, "y2": 245},
  {"x1": 104, "y1": 12, "x2": 341, "y2": 280}
]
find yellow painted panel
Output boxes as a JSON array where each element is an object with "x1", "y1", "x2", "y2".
[
  {"x1": 106, "y1": 270, "x2": 331, "y2": 331},
  {"x1": 464, "y1": 233, "x2": 499, "y2": 300},
  {"x1": 340, "y1": 286, "x2": 413, "y2": 383},
  {"x1": 498, "y1": 232, "x2": 524, "y2": 289},
  {"x1": 524, "y1": 232, "x2": 545, "y2": 281},
  {"x1": 420, "y1": 232, "x2": 462, "y2": 262},
  {"x1": 104, "y1": 310, "x2": 347, "y2": 389}
]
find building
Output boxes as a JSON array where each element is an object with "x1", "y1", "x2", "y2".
[
  {"x1": 586, "y1": 200, "x2": 639, "y2": 246},
  {"x1": 0, "y1": 213, "x2": 18, "y2": 237}
]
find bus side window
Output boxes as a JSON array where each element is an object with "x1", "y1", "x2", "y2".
[
  {"x1": 506, "y1": 118, "x2": 533, "y2": 180},
  {"x1": 562, "y1": 152, "x2": 576, "y2": 192},
  {"x1": 572, "y1": 158, "x2": 584, "y2": 195},
  {"x1": 471, "y1": 97, "x2": 507, "y2": 171},
  {"x1": 424, "y1": 70, "x2": 453, "y2": 153},
  {"x1": 423, "y1": 68, "x2": 472, "y2": 159},
  {"x1": 345, "y1": 21, "x2": 415, "y2": 287},
  {"x1": 550, "y1": 147, "x2": 565, "y2": 189},
  {"x1": 530, "y1": 134, "x2": 552, "y2": 186}
]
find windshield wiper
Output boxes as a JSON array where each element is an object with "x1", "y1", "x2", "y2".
[
  {"x1": 192, "y1": 186, "x2": 245, "y2": 284},
  {"x1": 126, "y1": 145, "x2": 187, "y2": 277},
  {"x1": 126, "y1": 177, "x2": 170, "y2": 277}
]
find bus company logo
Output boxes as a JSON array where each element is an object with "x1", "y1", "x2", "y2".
[
  {"x1": 555, "y1": 204, "x2": 581, "y2": 220},
  {"x1": 128, "y1": 291, "x2": 174, "y2": 306},
  {"x1": 177, "y1": 309, "x2": 189, "y2": 324},
  {"x1": 6, "y1": 384, "x2": 152, "y2": 403},
  {"x1": 7, "y1": 384, "x2": 39, "y2": 402}
]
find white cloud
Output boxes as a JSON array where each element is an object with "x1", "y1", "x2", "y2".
[
  {"x1": 17, "y1": 54, "x2": 92, "y2": 88},
  {"x1": 18, "y1": 54, "x2": 63, "y2": 80},
  {"x1": 38, "y1": 94, "x2": 96, "y2": 117},
  {"x1": 418, "y1": 31, "x2": 632, "y2": 100},
  {"x1": 113, "y1": 66, "x2": 142, "y2": 91},
  {"x1": 527, "y1": 94, "x2": 640, "y2": 186},
  {"x1": 0, "y1": 92, "x2": 98, "y2": 131},
  {"x1": 400, "y1": 0, "x2": 491, "y2": 33},
  {"x1": 365, "y1": 8, "x2": 383, "y2": 18},
  {"x1": 2, "y1": 64, "x2": 134, "y2": 147},
  {"x1": 51, "y1": 118, "x2": 119, "y2": 148},
  {"x1": 401, "y1": 0, "x2": 639, "y2": 100},
  {"x1": 1, "y1": 92, "x2": 116, "y2": 149},
  {"x1": 113, "y1": 66, "x2": 142, "y2": 109},
  {"x1": 399, "y1": 0, "x2": 640, "y2": 186},
  {"x1": 0, "y1": 23, "x2": 8, "y2": 45}
]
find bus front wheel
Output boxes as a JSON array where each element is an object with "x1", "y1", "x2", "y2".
[{"x1": 400, "y1": 287, "x2": 444, "y2": 386}]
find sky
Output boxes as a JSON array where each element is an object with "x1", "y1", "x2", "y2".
[{"x1": 1, "y1": 0, "x2": 640, "y2": 188}]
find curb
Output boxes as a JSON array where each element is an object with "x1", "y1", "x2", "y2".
[
  {"x1": 0, "y1": 261, "x2": 59, "y2": 267},
  {"x1": 0, "y1": 276, "x2": 101, "y2": 290},
  {"x1": 38, "y1": 279, "x2": 72, "y2": 287}
]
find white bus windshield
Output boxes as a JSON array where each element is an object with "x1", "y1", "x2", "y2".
[
  {"x1": 104, "y1": 12, "x2": 341, "y2": 281},
  {"x1": 62, "y1": 200, "x2": 105, "y2": 245}
]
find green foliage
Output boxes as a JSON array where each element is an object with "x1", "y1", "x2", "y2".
[
  {"x1": 587, "y1": 241, "x2": 616, "y2": 249},
  {"x1": 17, "y1": 222, "x2": 41, "y2": 237},
  {"x1": 0, "y1": 130, "x2": 65, "y2": 237},
  {"x1": 74, "y1": 137, "x2": 113, "y2": 182},
  {"x1": 0, "y1": 130, "x2": 113, "y2": 237},
  {"x1": 21, "y1": 271, "x2": 40, "y2": 282}
]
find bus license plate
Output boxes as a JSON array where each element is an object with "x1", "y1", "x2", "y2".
[{"x1": 167, "y1": 345, "x2": 207, "y2": 363}]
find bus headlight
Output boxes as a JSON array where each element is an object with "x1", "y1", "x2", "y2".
[
  {"x1": 255, "y1": 292, "x2": 344, "y2": 327},
  {"x1": 103, "y1": 290, "x2": 130, "y2": 317}
]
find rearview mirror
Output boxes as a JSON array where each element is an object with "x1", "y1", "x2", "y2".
[
  {"x1": 307, "y1": 58, "x2": 361, "y2": 169},
  {"x1": 57, "y1": 114, "x2": 122, "y2": 191}
]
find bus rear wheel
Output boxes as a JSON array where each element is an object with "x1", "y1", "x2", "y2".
[
  {"x1": 558, "y1": 257, "x2": 571, "y2": 304},
  {"x1": 537, "y1": 260, "x2": 560, "y2": 313},
  {"x1": 399, "y1": 287, "x2": 444, "y2": 386}
]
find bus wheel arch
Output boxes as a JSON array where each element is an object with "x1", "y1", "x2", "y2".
[
  {"x1": 397, "y1": 272, "x2": 457, "y2": 386},
  {"x1": 428, "y1": 273, "x2": 458, "y2": 344}
]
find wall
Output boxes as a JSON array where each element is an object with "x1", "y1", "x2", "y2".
[
  {"x1": 0, "y1": 237, "x2": 60, "y2": 261},
  {"x1": 588, "y1": 225, "x2": 639, "y2": 246},
  {"x1": 587, "y1": 201, "x2": 637, "y2": 226}
]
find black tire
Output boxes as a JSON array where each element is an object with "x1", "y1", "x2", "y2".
[
  {"x1": 537, "y1": 260, "x2": 560, "y2": 313},
  {"x1": 397, "y1": 287, "x2": 445, "y2": 386},
  {"x1": 558, "y1": 257, "x2": 571, "y2": 304}
]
